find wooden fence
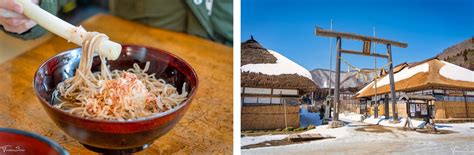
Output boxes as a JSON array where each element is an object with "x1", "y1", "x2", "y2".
[
  {"x1": 367, "y1": 103, "x2": 407, "y2": 118},
  {"x1": 434, "y1": 101, "x2": 474, "y2": 119},
  {"x1": 241, "y1": 104, "x2": 299, "y2": 130},
  {"x1": 363, "y1": 101, "x2": 474, "y2": 119}
]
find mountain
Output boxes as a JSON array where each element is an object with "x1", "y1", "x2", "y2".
[
  {"x1": 310, "y1": 68, "x2": 380, "y2": 89},
  {"x1": 437, "y1": 37, "x2": 474, "y2": 70}
]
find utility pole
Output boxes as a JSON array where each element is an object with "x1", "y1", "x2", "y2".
[
  {"x1": 325, "y1": 19, "x2": 333, "y2": 123},
  {"x1": 373, "y1": 27, "x2": 379, "y2": 118}
]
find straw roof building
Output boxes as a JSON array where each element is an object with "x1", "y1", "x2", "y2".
[
  {"x1": 356, "y1": 58, "x2": 474, "y2": 98},
  {"x1": 241, "y1": 37, "x2": 317, "y2": 130},
  {"x1": 355, "y1": 58, "x2": 474, "y2": 120},
  {"x1": 241, "y1": 37, "x2": 317, "y2": 94}
]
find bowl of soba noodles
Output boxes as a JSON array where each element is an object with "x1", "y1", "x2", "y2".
[{"x1": 33, "y1": 44, "x2": 198, "y2": 154}]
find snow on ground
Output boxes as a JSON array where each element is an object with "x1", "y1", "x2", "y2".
[
  {"x1": 439, "y1": 60, "x2": 474, "y2": 82},
  {"x1": 375, "y1": 62, "x2": 429, "y2": 88},
  {"x1": 240, "y1": 124, "x2": 351, "y2": 147},
  {"x1": 302, "y1": 124, "x2": 351, "y2": 139},
  {"x1": 242, "y1": 112, "x2": 474, "y2": 155},
  {"x1": 340, "y1": 113, "x2": 425, "y2": 128},
  {"x1": 339, "y1": 112, "x2": 365, "y2": 122},
  {"x1": 240, "y1": 49, "x2": 312, "y2": 79},
  {"x1": 241, "y1": 134, "x2": 287, "y2": 146},
  {"x1": 363, "y1": 116, "x2": 425, "y2": 128},
  {"x1": 299, "y1": 106, "x2": 322, "y2": 127},
  {"x1": 341, "y1": 112, "x2": 474, "y2": 135},
  {"x1": 436, "y1": 122, "x2": 474, "y2": 134}
]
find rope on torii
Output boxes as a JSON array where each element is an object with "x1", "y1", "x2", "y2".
[{"x1": 338, "y1": 56, "x2": 392, "y2": 81}]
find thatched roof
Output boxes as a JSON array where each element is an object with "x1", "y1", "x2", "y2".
[
  {"x1": 356, "y1": 58, "x2": 474, "y2": 98},
  {"x1": 241, "y1": 72, "x2": 318, "y2": 94},
  {"x1": 393, "y1": 63, "x2": 409, "y2": 73},
  {"x1": 241, "y1": 36, "x2": 277, "y2": 66},
  {"x1": 241, "y1": 36, "x2": 318, "y2": 94}
]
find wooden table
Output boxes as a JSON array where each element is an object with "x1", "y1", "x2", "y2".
[{"x1": 0, "y1": 14, "x2": 233, "y2": 154}]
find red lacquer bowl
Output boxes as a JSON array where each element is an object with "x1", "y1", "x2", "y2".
[
  {"x1": 0, "y1": 128, "x2": 68, "y2": 155},
  {"x1": 33, "y1": 45, "x2": 198, "y2": 154}
]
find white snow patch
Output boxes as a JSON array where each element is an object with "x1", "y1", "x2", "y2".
[
  {"x1": 241, "y1": 124, "x2": 350, "y2": 147},
  {"x1": 303, "y1": 125, "x2": 350, "y2": 139},
  {"x1": 363, "y1": 116, "x2": 424, "y2": 128},
  {"x1": 241, "y1": 50, "x2": 313, "y2": 79},
  {"x1": 339, "y1": 113, "x2": 426, "y2": 128},
  {"x1": 436, "y1": 122, "x2": 474, "y2": 134},
  {"x1": 439, "y1": 60, "x2": 474, "y2": 82},
  {"x1": 374, "y1": 63, "x2": 429, "y2": 88},
  {"x1": 339, "y1": 112, "x2": 365, "y2": 122},
  {"x1": 241, "y1": 134, "x2": 287, "y2": 146}
]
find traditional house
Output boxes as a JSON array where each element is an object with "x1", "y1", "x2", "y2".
[
  {"x1": 241, "y1": 37, "x2": 318, "y2": 130},
  {"x1": 355, "y1": 58, "x2": 474, "y2": 120}
]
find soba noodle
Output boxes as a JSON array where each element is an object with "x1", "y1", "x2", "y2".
[{"x1": 54, "y1": 31, "x2": 188, "y2": 121}]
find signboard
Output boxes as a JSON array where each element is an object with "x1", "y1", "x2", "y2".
[
  {"x1": 434, "y1": 89, "x2": 444, "y2": 94},
  {"x1": 244, "y1": 87, "x2": 272, "y2": 95},
  {"x1": 363, "y1": 40, "x2": 371, "y2": 53},
  {"x1": 273, "y1": 89, "x2": 298, "y2": 96},
  {"x1": 421, "y1": 104, "x2": 428, "y2": 115},
  {"x1": 243, "y1": 97, "x2": 258, "y2": 104}
]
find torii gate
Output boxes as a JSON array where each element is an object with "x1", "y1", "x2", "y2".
[{"x1": 315, "y1": 27, "x2": 408, "y2": 127}]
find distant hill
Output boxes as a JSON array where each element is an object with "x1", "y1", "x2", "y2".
[
  {"x1": 437, "y1": 37, "x2": 474, "y2": 70},
  {"x1": 310, "y1": 68, "x2": 380, "y2": 89}
]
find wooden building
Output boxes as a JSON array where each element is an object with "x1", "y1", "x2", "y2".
[
  {"x1": 241, "y1": 37, "x2": 317, "y2": 130},
  {"x1": 356, "y1": 58, "x2": 474, "y2": 120}
]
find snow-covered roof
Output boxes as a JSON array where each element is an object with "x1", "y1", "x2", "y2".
[
  {"x1": 374, "y1": 63, "x2": 430, "y2": 88},
  {"x1": 439, "y1": 60, "x2": 474, "y2": 82},
  {"x1": 241, "y1": 49, "x2": 313, "y2": 80},
  {"x1": 356, "y1": 81, "x2": 372, "y2": 95}
]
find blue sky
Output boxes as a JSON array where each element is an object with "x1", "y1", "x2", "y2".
[{"x1": 241, "y1": 0, "x2": 474, "y2": 70}]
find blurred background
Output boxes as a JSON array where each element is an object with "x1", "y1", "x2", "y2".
[
  {"x1": 58, "y1": 0, "x2": 109, "y2": 25},
  {"x1": 0, "y1": 0, "x2": 108, "y2": 63}
]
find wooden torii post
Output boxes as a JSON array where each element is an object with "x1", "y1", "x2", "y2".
[{"x1": 315, "y1": 27, "x2": 408, "y2": 126}]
